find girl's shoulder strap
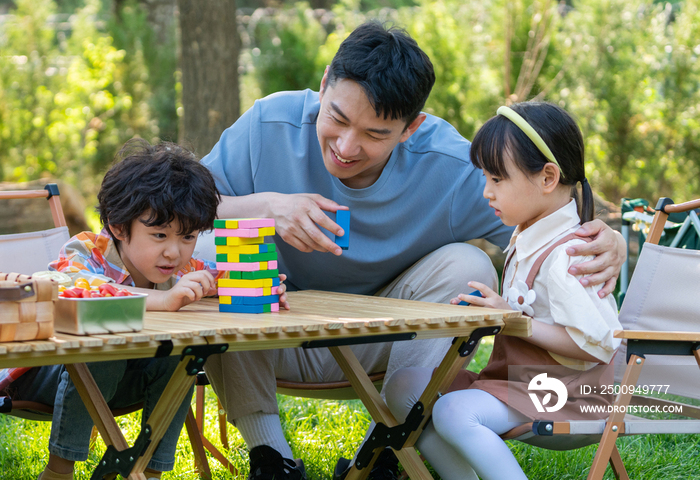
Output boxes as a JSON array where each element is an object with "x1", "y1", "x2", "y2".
[{"x1": 524, "y1": 233, "x2": 593, "y2": 289}]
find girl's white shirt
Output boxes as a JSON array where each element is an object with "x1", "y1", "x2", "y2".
[{"x1": 502, "y1": 200, "x2": 622, "y2": 370}]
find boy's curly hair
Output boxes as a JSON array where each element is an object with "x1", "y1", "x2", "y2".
[{"x1": 98, "y1": 138, "x2": 221, "y2": 243}]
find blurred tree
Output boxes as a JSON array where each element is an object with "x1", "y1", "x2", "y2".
[
  {"x1": 0, "y1": 0, "x2": 157, "y2": 196},
  {"x1": 178, "y1": 0, "x2": 240, "y2": 156},
  {"x1": 251, "y1": 2, "x2": 327, "y2": 96},
  {"x1": 110, "y1": 0, "x2": 179, "y2": 142},
  {"x1": 552, "y1": 0, "x2": 700, "y2": 202}
]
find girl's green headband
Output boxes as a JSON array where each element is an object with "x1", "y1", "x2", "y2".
[{"x1": 496, "y1": 106, "x2": 563, "y2": 175}]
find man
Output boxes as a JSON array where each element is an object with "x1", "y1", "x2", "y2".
[{"x1": 201, "y1": 21, "x2": 625, "y2": 480}]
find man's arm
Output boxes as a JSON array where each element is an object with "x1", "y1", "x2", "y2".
[
  {"x1": 567, "y1": 219, "x2": 626, "y2": 298},
  {"x1": 218, "y1": 193, "x2": 348, "y2": 256},
  {"x1": 203, "y1": 95, "x2": 349, "y2": 257}
]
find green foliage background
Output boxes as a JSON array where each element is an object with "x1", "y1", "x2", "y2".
[{"x1": 1, "y1": 0, "x2": 699, "y2": 208}]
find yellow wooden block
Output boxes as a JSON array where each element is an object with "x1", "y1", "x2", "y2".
[
  {"x1": 223, "y1": 236, "x2": 264, "y2": 246},
  {"x1": 220, "y1": 296, "x2": 231, "y2": 304},
  {"x1": 218, "y1": 278, "x2": 274, "y2": 288},
  {"x1": 260, "y1": 261, "x2": 268, "y2": 270},
  {"x1": 257, "y1": 227, "x2": 276, "y2": 237},
  {"x1": 216, "y1": 245, "x2": 262, "y2": 254},
  {"x1": 224, "y1": 220, "x2": 239, "y2": 229}
]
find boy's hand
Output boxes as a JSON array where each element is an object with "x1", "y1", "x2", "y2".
[
  {"x1": 162, "y1": 270, "x2": 216, "y2": 311},
  {"x1": 451, "y1": 281, "x2": 510, "y2": 310},
  {"x1": 277, "y1": 273, "x2": 290, "y2": 310}
]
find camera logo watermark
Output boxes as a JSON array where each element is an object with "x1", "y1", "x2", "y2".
[{"x1": 527, "y1": 373, "x2": 568, "y2": 413}]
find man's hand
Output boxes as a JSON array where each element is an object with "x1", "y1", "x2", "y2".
[
  {"x1": 161, "y1": 270, "x2": 216, "y2": 311},
  {"x1": 450, "y1": 281, "x2": 510, "y2": 310},
  {"x1": 566, "y1": 219, "x2": 626, "y2": 298},
  {"x1": 267, "y1": 192, "x2": 348, "y2": 256}
]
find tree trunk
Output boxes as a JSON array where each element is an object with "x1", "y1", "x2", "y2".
[{"x1": 177, "y1": 0, "x2": 240, "y2": 157}]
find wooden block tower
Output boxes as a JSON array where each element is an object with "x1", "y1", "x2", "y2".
[{"x1": 214, "y1": 218, "x2": 280, "y2": 313}]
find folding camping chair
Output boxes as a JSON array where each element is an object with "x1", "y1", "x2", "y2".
[
  {"x1": 0, "y1": 184, "x2": 70, "y2": 275},
  {"x1": 619, "y1": 197, "x2": 700, "y2": 306},
  {"x1": 495, "y1": 196, "x2": 700, "y2": 480}
]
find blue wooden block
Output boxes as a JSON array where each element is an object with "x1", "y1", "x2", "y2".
[
  {"x1": 219, "y1": 303, "x2": 271, "y2": 313},
  {"x1": 335, "y1": 210, "x2": 350, "y2": 250},
  {"x1": 458, "y1": 290, "x2": 483, "y2": 306},
  {"x1": 228, "y1": 295, "x2": 280, "y2": 305},
  {"x1": 272, "y1": 277, "x2": 280, "y2": 287}
]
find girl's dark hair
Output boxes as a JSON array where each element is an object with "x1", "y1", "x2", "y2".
[
  {"x1": 470, "y1": 101, "x2": 594, "y2": 223},
  {"x1": 98, "y1": 138, "x2": 221, "y2": 243}
]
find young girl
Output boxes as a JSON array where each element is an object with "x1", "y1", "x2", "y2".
[{"x1": 384, "y1": 102, "x2": 622, "y2": 480}]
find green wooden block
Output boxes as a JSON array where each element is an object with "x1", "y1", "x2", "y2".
[
  {"x1": 226, "y1": 271, "x2": 243, "y2": 279},
  {"x1": 240, "y1": 269, "x2": 279, "y2": 280},
  {"x1": 239, "y1": 252, "x2": 278, "y2": 262}
]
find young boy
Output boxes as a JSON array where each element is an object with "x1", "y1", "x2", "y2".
[{"x1": 1, "y1": 139, "x2": 228, "y2": 480}]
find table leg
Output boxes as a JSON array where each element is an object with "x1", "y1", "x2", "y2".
[
  {"x1": 130, "y1": 344, "x2": 229, "y2": 477},
  {"x1": 405, "y1": 327, "x2": 501, "y2": 448},
  {"x1": 67, "y1": 344, "x2": 229, "y2": 480},
  {"x1": 330, "y1": 325, "x2": 502, "y2": 479},
  {"x1": 65, "y1": 363, "x2": 146, "y2": 480}
]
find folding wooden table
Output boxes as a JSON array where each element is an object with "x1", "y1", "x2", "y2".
[{"x1": 0, "y1": 290, "x2": 530, "y2": 480}]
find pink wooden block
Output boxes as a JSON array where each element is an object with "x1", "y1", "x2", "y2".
[
  {"x1": 268, "y1": 261, "x2": 278, "y2": 269},
  {"x1": 216, "y1": 262, "x2": 262, "y2": 271},
  {"x1": 217, "y1": 286, "x2": 279, "y2": 297},
  {"x1": 236, "y1": 218, "x2": 275, "y2": 228},
  {"x1": 271, "y1": 303, "x2": 279, "y2": 312},
  {"x1": 214, "y1": 227, "x2": 274, "y2": 238}
]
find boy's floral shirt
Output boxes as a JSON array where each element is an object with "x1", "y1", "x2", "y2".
[{"x1": 0, "y1": 228, "x2": 221, "y2": 393}]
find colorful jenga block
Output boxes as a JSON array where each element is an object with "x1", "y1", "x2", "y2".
[
  {"x1": 335, "y1": 210, "x2": 350, "y2": 250},
  {"x1": 215, "y1": 218, "x2": 281, "y2": 314},
  {"x1": 215, "y1": 236, "x2": 265, "y2": 246},
  {"x1": 214, "y1": 227, "x2": 276, "y2": 238},
  {"x1": 219, "y1": 294, "x2": 279, "y2": 305},
  {"x1": 217, "y1": 286, "x2": 278, "y2": 296},
  {"x1": 214, "y1": 260, "x2": 278, "y2": 272},
  {"x1": 215, "y1": 244, "x2": 276, "y2": 255},
  {"x1": 219, "y1": 303, "x2": 279, "y2": 313}
]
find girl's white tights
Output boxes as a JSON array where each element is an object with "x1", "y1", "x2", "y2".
[{"x1": 385, "y1": 367, "x2": 530, "y2": 480}]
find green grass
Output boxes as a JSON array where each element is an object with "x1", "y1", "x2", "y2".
[{"x1": 2, "y1": 339, "x2": 699, "y2": 479}]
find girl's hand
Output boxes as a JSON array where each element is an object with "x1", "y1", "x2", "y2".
[
  {"x1": 277, "y1": 273, "x2": 290, "y2": 310},
  {"x1": 451, "y1": 281, "x2": 510, "y2": 310}
]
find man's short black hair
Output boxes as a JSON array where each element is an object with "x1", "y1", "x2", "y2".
[
  {"x1": 98, "y1": 138, "x2": 221, "y2": 243},
  {"x1": 326, "y1": 21, "x2": 435, "y2": 125}
]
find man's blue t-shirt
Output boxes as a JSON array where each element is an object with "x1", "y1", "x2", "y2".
[{"x1": 202, "y1": 89, "x2": 512, "y2": 294}]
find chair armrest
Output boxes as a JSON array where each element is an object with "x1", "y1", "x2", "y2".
[{"x1": 614, "y1": 330, "x2": 700, "y2": 342}]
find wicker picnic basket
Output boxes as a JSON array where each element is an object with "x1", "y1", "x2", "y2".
[{"x1": 0, "y1": 272, "x2": 57, "y2": 341}]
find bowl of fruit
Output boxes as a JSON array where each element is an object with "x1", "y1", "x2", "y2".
[{"x1": 55, "y1": 278, "x2": 146, "y2": 335}]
